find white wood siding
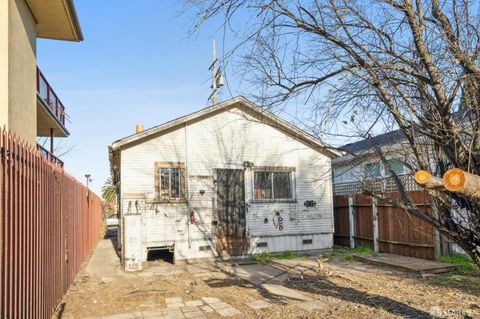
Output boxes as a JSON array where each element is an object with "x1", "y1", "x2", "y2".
[{"x1": 120, "y1": 106, "x2": 333, "y2": 262}]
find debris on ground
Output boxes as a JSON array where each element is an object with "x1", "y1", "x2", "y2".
[{"x1": 57, "y1": 240, "x2": 480, "y2": 319}]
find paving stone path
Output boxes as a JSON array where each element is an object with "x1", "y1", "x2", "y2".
[
  {"x1": 82, "y1": 296, "x2": 326, "y2": 319},
  {"x1": 83, "y1": 296, "x2": 246, "y2": 318}
]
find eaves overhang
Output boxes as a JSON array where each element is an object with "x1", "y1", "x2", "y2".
[{"x1": 26, "y1": 0, "x2": 83, "y2": 41}]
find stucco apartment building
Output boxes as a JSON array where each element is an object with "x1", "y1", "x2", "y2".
[{"x1": 0, "y1": 0, "x2": 82, "y2": 160}]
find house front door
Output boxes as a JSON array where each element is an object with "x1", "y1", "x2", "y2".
[{"x1": 214, "y1": 169, "x2": 248, "y2": 256}]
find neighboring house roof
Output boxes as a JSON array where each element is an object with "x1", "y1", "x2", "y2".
[
  {"x1": 110, "y1": 96, "x2": 341, "y2": 158},
  {"x1": 332, "y1": 129, "x2": 411, "y2": 167},
  {"x1": 339, "y1": 109, "x2": 470, "y2": 156},
  {"x1": 340, "y1": 130, "x2": 406, "y2": 154}
]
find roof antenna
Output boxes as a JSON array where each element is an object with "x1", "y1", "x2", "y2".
[{"x1": 208, "y1": 40, "x2": 224, "y2": 105}]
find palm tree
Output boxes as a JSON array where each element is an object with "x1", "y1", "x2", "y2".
[{"x1": 101, "y1": 177, "x2": 118, "y2": 215}]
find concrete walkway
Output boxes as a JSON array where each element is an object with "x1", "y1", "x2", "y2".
[
  {"x1": 86, "y1": 239, "x2": 125, "y2": 278},
  {"x1": 217, "y1": 263, "x2": 313, "y2": 302}
]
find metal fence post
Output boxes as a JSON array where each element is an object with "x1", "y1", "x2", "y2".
[
  {"x1": 0, "y1": 129, "x2": 102, "y2": 318},
  {"x1": 372, "y1": 197, "x2": 379, "y2": 253},
  {"x1": 348, "y1": 196, "x2": 355, "y2": 248}
]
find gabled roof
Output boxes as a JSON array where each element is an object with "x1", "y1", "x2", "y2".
[
  {"x1": 338, "y1": 109, "x2": 470, "y2": 156},
  {"x1": 110, "y1": 96, "x2": 340, "y2": 158},
  {"x1": 341, "y1": 130, "x2": 406, "y2": 154}
]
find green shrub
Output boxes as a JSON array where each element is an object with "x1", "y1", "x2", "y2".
[
  {"x1": 252, "y1": 252, "x2": 273, "y2": 264},
  {"x1": 278, "y1": 250, "x2": 297, "y2": 259},
  {"x1": 439, "y1": 253, "x2": 479, "y2": 276}
]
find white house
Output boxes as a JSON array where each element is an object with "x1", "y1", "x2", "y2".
[
  {"x1": 109, "y1": 96, "x2": 339, "y2": 271},
  {"x1": 331, "y1": 130, "x2": 468, "y2": 256},
  {"x1": 332, "y1": 130, "x2": 414, "y2": 189}
]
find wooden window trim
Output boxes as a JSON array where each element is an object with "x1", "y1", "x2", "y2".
[{"x1": 154, "y1": 162, "x2": 186, "y2": 202}]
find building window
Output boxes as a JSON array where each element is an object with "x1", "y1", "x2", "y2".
[
  {"x1": 254, "y1": 172, "x2": 272, "y2": 199},
  {"x1": 160, "y1": 168, "x2": 181, "y2": 198},
  {"x1": 365, "y1": 162, "x2": 381, "y2": 178},
  {"x1": 386, "y1": 158, "x2": 404, "y2": 175},
  {"x1": 155, "y1": 162, "x2": 185, "y2": 201},
  {"x1": 274, "y1": 172, "x2": 291, "y2": 199},
  {"x1": 253, "y1": 168, "x2": 294, "y2": 201}
]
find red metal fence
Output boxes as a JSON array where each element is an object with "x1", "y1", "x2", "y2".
[{"x1": 0, "y1": 129, "x2": 102, "y2": 318}]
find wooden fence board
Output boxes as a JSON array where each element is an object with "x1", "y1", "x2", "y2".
[
  {"x1": 354, "y1": 194, "x2": 374, "y2": 248},
  {"x1": 333, "y1": 190, "x2": 436, "y2": 260},
  {"x1": 333, "y1": 196, "x2": 350, "y2": 246}
]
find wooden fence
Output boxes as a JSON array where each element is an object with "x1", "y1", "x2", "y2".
[
  {"x1": 0, "y1": 129, "x2": 103, "y2": 318},
  {"x1": 334, "y1": 190, "x2": 439, "y2": 260}
]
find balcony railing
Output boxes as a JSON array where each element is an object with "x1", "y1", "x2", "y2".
[
  {"x1": 37, "y1": 144, "x2": 64, "y2": 167},
  {"x1": 333, "y1": 174, "x2": 420, "y2": 196},
  {"x1": 36, "y1": 67, "x2": 66, "y2": 127}
]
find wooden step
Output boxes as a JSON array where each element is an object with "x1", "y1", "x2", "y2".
[{"x1": 353, "y1": 253, "x2": 456, "y2": 274}]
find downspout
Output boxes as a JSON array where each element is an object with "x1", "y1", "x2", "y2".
[{"x1": 185, "y1": 122, "x2": 192, "y2": 248}]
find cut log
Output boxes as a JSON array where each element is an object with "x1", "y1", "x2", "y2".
[
  {"x1": 414, "y1": 170, "x2": 444, "y2": 188},
  {"x1": 443, "y1": 168, "x2": 480, "y2": 200}
]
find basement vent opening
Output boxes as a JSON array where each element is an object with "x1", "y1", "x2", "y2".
[
  {"x1": 147, "y1": 247, "x2": 174, "y2": 264},
  {"x1": 302, "y1": 239, "x2": 313, "y2": 245},
  {"x1": 256, "y1": 242, "x2": 268, "y2": 247},
  {"x1": 199, "y1": 245, "x2": 211, "y2": 251}
]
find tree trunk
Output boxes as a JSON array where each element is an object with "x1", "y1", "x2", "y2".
[
  {"x1": 443, "y1": 168, "x2": 480, "y2": 200},
  {"x1": 414, "y1": 170, "x2": 444, "y2": 189}
]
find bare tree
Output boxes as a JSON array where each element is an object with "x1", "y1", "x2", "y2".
[{"x1": 184, "y1": 0, "x2": 480, "y2": 266}]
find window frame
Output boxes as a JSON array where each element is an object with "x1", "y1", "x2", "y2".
[
  {"x1": 364, "y1": 158, "x2": 406, "y2": 179},
  {"x1": 386, "y1": 158, "x2": 404, "y2": 175},
  {"x1": 365, "y1": 162, "x2": 381, "y2": 178},
  {"x1": 251, "y1": 167, "x2": 296, "y2": 203},
  {"x1": 154, "y1": 162, "x2": 186, "y2": 202}
]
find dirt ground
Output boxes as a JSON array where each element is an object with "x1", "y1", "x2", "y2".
[{"x1": 56, "y1": 238, "x2": 480, "y2": 319}]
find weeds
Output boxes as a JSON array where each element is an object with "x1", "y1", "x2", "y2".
[
  {"x1": 252, "y1": 252, "x2": 273, "y2": 264},
  {"x1": 252, "y1": 250, "x2": 298, "y2": 263},
  {"x1": 333, "y1": 246, "x2": 374, "y2": 261},
  {"x1": 351, "y1": 246, "x2": 374, "y2": 254},
  {"x1": 278, "y1": 250, "x2": 297, "y2": 259},
  {"x1": 439, "y1": 253, "x2": 479, "y2": 276}
]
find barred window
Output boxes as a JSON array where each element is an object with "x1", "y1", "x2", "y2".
[
  {"x1": 253, "y1": 169, "x2": 294, "y2": 201},
  {"x1": 273, "y1": 172, "x2": 291, "y2": 199},
  {"x1": 155, "y1": 162, "x2": 185, "y2": 201},
  {"x1": 254, "y1": 171, "x2": 272, "y2": 199},
  {"x1": 160, "y1": 168, "x2": 181, "y2": 198}
]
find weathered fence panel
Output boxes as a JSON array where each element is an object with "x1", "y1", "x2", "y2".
[
  {"x1": 333, "y1": 196, "x2": 350, "y2": 246},
  {"x1": 333, "y1": 190, "x2": 436, "y2": 260},
  {"x1": 0, "y1": 130, "x2": 102, "y2": 319},
  {"x1": 354, "y1": 194, "x2": 374, "y2": 248},
  {"x1": 377, "y1": 191, "x2": 435, "y2": 260}
]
